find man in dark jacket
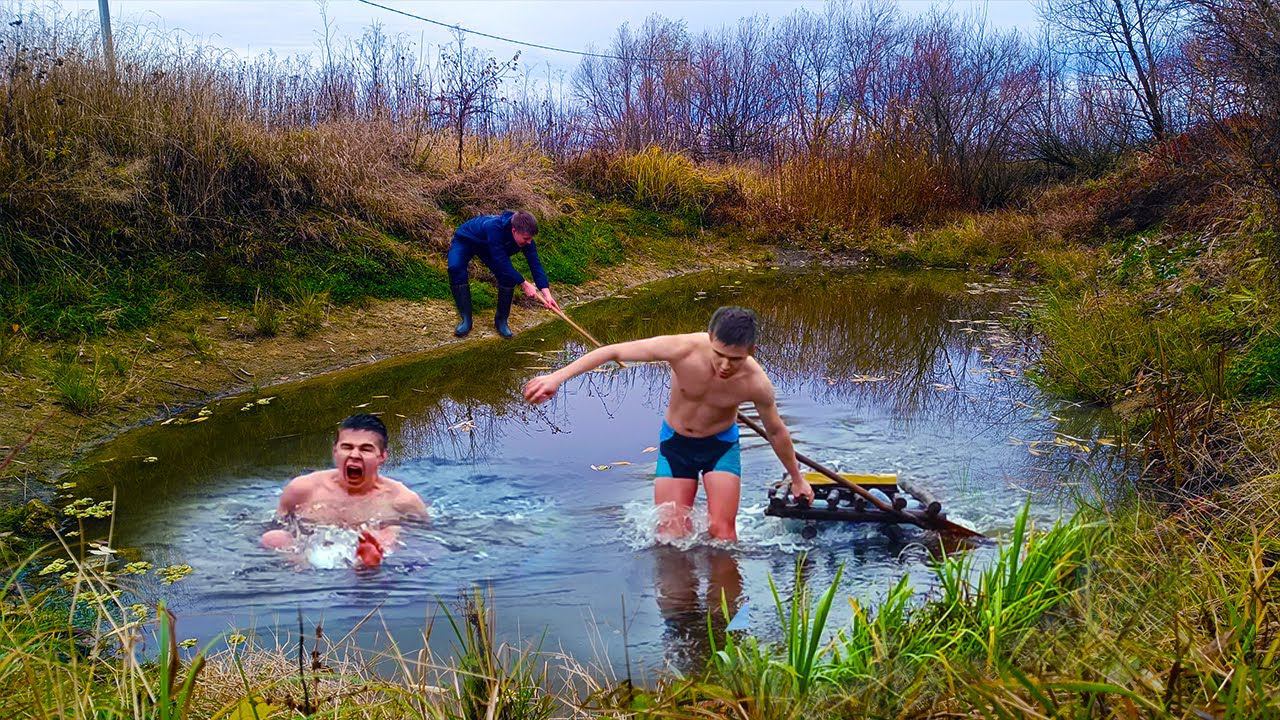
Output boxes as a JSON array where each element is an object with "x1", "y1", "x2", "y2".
[{"x1": 447, "y1": 210, "x2": 560, "y2": 339}]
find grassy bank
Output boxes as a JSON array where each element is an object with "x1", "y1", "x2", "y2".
[{"x1": 4, "y1": 484, "x2": 1277, "y2": 718}]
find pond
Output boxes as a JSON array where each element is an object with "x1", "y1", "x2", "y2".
[{"x1": 71, "y1": 267, "x2": 1121, "y2": 676}]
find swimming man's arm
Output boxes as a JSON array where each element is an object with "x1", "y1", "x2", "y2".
[
  {"x1": 753, "y1": 385, "x2": 814, "y2": 503},
  {"x1": 276, "y1": 475, "x2": 312, "y2": 518},
  {"x1": 523, "y1": 335, "x2": 691, "y2": 404},
  {"x1": 394, "y1": 488, "x2": 430, "y2": 520}
]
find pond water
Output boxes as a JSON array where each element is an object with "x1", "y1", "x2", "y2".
[{"x1": 71, "y1": 268, "x2": 1122, "y2": 676}]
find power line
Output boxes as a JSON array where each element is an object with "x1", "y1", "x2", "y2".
[{"x1": 354, "y1": 0, "x2": 687, "y2": 63}]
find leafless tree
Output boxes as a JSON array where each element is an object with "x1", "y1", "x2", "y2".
[
  {"x1": 436, "y1": 31, "x2": 518, "y2": 171},
  {"x1": 573, "y1": 16, "x2": 691, "y2": 151},
  {"x1": 1186, "y1": 0, "x2": 1280, "y2": 207},
  {"x1": 1040, "y1": 0, "x2": 1189, "y2": 141},
  {"x1": 772, "y1": 9, "x2": 843, "y2": 157},
  {"x1": 687, "y1": 17, "x2": 780, "y2": 158}
]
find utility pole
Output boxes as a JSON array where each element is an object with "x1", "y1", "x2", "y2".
[{"x1": 97, "y1": 0, "x2": 116, "y2": 81}]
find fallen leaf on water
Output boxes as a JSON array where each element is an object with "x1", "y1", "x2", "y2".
[
  {"x1": 643, "y1": 446, "x2": 657, "y2": 453},
  {"x1": 932, "y1": 383, "x2": 954, "y2": 391},
  {"x1": 1097, "y1": 437, "x2": 1117, "y2": 446},
  {"x1": 611, "y1": 461, "x2": 632, "y2": 466},
  {"x1": 590, "y1": 464, "x2": 611, "y2": 471},
  {"x1": 850, "y1": 375, "x2": 888, "y2": 383}
]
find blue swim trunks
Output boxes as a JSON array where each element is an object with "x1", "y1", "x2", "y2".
[{"x1": 655, "y1": 421, "x2": 741, "y2": 479}]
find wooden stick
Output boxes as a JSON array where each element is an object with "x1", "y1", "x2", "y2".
[{"x1": 549, "y1": 306, "x2": 627, "y2": 369}]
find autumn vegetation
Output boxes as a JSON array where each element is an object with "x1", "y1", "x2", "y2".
[{"x1": 2, "y1": 0, "x2": 1279, "y2": 717}]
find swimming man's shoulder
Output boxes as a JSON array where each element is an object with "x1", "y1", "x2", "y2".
[{"x1": 383, "y1": 476, "x2": 429, "y2": 516}]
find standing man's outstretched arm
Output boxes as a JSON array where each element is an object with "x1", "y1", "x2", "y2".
[{"x1": 523, "y1": 335, "x2": 690, "y2": 404}]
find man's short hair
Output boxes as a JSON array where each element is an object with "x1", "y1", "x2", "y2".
[
  {"x1": 339, "y1": 413, "x2": 389, "y2": 450},
  {"x1": 511, "y1": 211, "x2": 538, "y2": 236},
  {"x1": 708, "y1": 306, "x2": 757, "y2": 347}
]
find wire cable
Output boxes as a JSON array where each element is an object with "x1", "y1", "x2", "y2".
[{"x1": 354, "y1": 0, "x2": 687, "y2": 63}]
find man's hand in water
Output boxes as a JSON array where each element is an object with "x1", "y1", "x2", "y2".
[
  {"x1": 523, "y1": 373, "x2": 561, "y2": 404},
  {"x1": 355, "y1": 530, "x2": 384, "y2": 567},
  {"x1": 790, "y1": 474, "x2": 815, "y2": 504}
]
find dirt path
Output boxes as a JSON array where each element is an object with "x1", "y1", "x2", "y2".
[{"x1": 0, "y1": 246, "x2": 774, "y2": 495}]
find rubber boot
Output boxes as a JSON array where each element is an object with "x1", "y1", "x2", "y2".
[
  {"x1": 494, "y1": 285, "x2": 515, "y2": 339},
  {"x1": 450, "y1": 282, "x2": 473, "y2": 337}
]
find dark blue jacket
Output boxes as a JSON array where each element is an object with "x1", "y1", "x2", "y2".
[{"x1": 453, "y1": 211, "x2": 550, "y2": 289}]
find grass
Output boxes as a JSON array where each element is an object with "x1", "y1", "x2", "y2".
[
  {"x1": 51, "y1": 358, "x2": 105, "y2": 416},
  {"x1": 251, "y1": 289, "x2": 281, "y2": 338}
]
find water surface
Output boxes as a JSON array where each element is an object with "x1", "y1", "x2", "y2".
[{"x1": 72, "y1": 268, "x2": 1119, "y2": 674}]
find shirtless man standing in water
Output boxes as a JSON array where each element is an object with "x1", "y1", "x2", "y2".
[
  {"x1": 261, "y1": 414, "x2": 428, "y2": 566},
  {"x1": 523, "y1": 306, "x2": 814, "y2": 541}
]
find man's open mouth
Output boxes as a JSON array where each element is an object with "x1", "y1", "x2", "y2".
[{"x1": 345, "y1": 465, "x2": 363, "y2": 480}]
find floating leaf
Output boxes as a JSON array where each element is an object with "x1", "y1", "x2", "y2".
[
  {"x1": 611, "y1": 461, "x2": 632, "y2": 466},
  {"x1": 39, "y1": 559, "x2": 69, "y2": 576},
  {"x1": 590, "y1": 464, "x2": 611, "y2": 471},
  {"x1": 642, "y1": 446, "x2": 657, "y2": 453},
  {"x1": 88, "y1": 543, "x2": 116, "y2": 557}
]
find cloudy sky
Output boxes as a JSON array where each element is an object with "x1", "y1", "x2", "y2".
[{"x1": 51, "y1": 0, "x2": 1042, "y2": 75}]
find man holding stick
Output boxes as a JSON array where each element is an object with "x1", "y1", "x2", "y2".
[{"x1": 522, "y1": 306, "x2": 813, "y2": 541}]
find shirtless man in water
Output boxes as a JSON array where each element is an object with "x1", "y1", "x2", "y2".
[
  {"x1": 260, "y1": 414, "x2": 428, "y2": 566},
  {"x1": 523, "y1": 306, "x2": 813, "y2": 541}
]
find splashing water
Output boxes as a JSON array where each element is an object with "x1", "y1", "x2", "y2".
[{"x1": 618, "y1": 499, "x2": 812, "y2": 554}]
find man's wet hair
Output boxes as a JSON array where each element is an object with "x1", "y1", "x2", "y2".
[
  {"x1": 512, "y1": 211, "x2": 538, "y2": 236},
  {"x1": 339, "y1": 413, "x2": 389, "y2": 449},
  {"x1": 708, "y1": 306, "x2": 757, "y2": 347}
]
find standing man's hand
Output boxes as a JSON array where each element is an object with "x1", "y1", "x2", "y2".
[
  {"x1": 538, "y1": 288, "x2": 560, "y2": 312},
  {"x1": 789, "y1": 473, "x2": 815, "y2": 504},
  {"x1": 523, "y1": 373, "x2": 563, "y2": 404},
  {"x1": 520, "y1": 280, "x2": 539, "y2": 301}
]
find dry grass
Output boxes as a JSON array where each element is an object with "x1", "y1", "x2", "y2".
[{"x1": 0, "y1": 8, "x2": 563, "y2": 284}]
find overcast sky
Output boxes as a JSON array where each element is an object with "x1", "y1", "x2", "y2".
[{"x1": 50, "y1": 0, "x2": 1043, "y2": 76}]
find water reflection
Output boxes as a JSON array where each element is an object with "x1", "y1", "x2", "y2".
[{"x1": 652, "y1": 545, "x2": 743, "y2": 674}]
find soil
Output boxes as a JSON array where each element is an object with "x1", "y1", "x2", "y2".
[{"x1": 0, "y1": 244, "x2": 779, "y2": 497}]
